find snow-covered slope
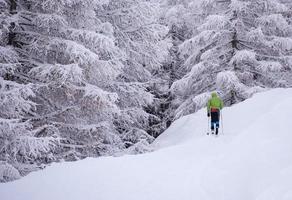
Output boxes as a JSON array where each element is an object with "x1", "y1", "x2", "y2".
[{"x1": 1, "y1": 88, "x2": 292, "y2": 200}]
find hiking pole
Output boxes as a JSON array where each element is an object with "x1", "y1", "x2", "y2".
[
  {"x1": 220, "y1": 110, "x2": 224, "y2": 135},
  {"x1": 207, "y1": 115, "x2": 210, "y2": 135}
]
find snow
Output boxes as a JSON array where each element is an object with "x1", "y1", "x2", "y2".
[{"x1": 1, "y1": 88, "x2": 292, "y2": 200}]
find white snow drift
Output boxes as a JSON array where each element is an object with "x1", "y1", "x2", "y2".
[{"x1": 1, "y1": 88, "x2": 292, "y2": 200}]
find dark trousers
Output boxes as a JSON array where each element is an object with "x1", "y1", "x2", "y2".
[{"x1": 211, "y1": 111, "x2": 220, "y2": 131}]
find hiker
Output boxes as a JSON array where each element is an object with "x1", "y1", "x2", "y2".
[{"x1": 207, "y1": 92, "x2": 223, "y2": 135}]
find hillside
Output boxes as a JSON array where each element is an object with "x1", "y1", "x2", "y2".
[{"x1": 1, "y1": 88, "x2": 292, "y2": 200}]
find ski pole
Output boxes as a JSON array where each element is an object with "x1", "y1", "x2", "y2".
[
  {"x1": 220, "y1": 110, "x2": 224, "y2": 135},
  {"x1": 207, "y1": 115, "x2": 210, "y2": 135}
]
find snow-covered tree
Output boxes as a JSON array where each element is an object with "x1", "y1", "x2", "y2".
[
  {"x1": 13, "y1": 0, "x2": 129, "y2": 160},
  {"x1": 97, "y1": 0, "x2": 170, "y2": 80},
  {"x1": 0, "y1": 0, "x2": 169, "y2": 171},
  {"x1": 3, "y1": 0, "x2": 291, "y2": 182},
  {"x1": 160, "y1": 0, "x2": 217, "y2": 41},
  {"x1": 95, "y1": 0, "x2": 171, "y2": 138},
  {"x1": 0, "y1": 0, "x2": 58, "y2": 182},
  {"x1": 159, "y1": 0, "x2": 225, "y2": 122},
  {"x1": 171, "y1": 0, "x2": 292, "y2": 119}
]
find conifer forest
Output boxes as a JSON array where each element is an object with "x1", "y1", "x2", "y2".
[{"x1": 0, "y1": 0, "x2": 291, "y2": 182}]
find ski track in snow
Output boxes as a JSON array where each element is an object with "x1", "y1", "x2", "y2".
[{"x1": 1, "y1": 88, "x2": 292, "y2": 200}]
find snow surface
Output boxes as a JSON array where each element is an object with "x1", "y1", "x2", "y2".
[{"x1": 1, "y1": 88, "x2": 292, "y2": 200}]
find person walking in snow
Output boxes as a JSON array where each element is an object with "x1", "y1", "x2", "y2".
[{"x1": 207, "y1": 92, "x2": 224, "y2": 135}]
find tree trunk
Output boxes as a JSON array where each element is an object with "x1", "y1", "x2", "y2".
[{"x1": 8, "y1": 0, "x2": 17, "y2": 46}]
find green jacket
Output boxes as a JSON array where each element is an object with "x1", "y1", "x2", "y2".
[{"x1": 207, "y1": 92, "x2": 223, "y2": 113}]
